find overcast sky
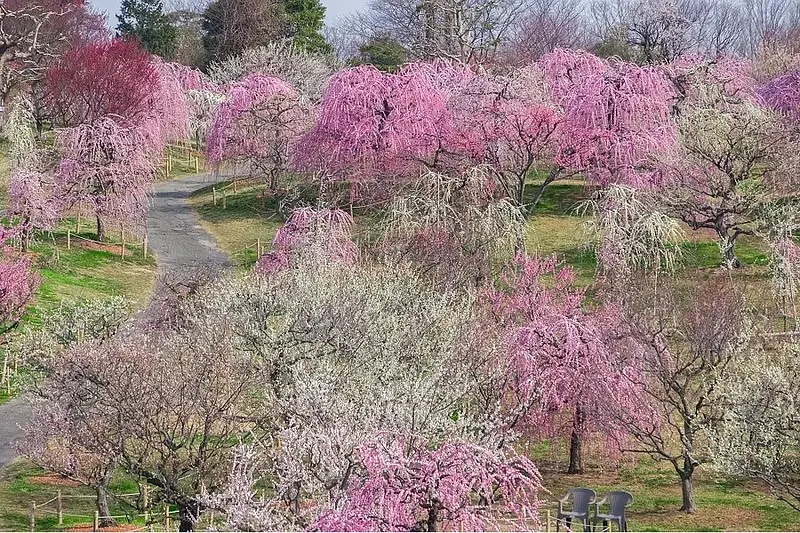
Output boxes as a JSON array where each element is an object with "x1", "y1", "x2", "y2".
[{"x1": 88, "y1": 0, "x2": 366, "y2": 27}]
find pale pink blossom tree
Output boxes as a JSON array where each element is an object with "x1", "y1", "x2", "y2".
[
  {"x1": 0, "y1": 226, "x2": 38, "y2": 343},
  {"x1": 56, "y1": 116, "x2": 156, "y2": 239},
  {"x1": 485, "y1": 254, "x2": 650, "y2": 474},
  {"x1": 312, "y1": 435, "x2": 544, "y2": 532},
  {"x1": 206, "y1": 74, "x2": 314, "y2": 191}
]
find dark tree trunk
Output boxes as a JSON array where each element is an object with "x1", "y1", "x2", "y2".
[
  {"x1": 96, "y1": 216, "x2": 105, "y2": 241},
  {"x1": 178, "y1": 500, "x2": 200, "y2": 532},
  {"x1": 426, "y1": 504, "x2": 439, "y2": 532},
  {"x1": 96, "y1": 471, "x2": 116, "y2": 527},
  {"x1": 529, "y1": 167, "x2": 560, "y2": 211},
  {"x1": 568, "y1": 406, "x2": 584, "y2": 474},
  {"x1": 680, "y1": 472, "x2": 696, "y2": 513},
  {"x1": 715, "y1": 226, "x2": 743, "y2": 269}
]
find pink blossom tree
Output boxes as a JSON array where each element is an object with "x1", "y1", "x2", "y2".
[
  {"x1": 447, "y1": 67, "x2": 560, "y2": 212},
  {"x1": 256, "y1": 206, "x2": 357, "y2": 275},
  {"x1": 757, "y1": 69, "x2": 800, "y2": 121},
  {"x1": 206, "y1": 74, "x2": 313, "y2": 191},
  {"x1": 291, "y1": 63, "x2": 469, "y2": 182},
  {"x1": 485, "y1": 254, "x2": 648, "y2": 474},
  {"x1": 0, "y1": 227, "x2": 38, "y2": 343},
  {"x1": 539, "y1": 49, "x2": 677, "y2": 194},
  {"x1": 312, "y1": 435, "x2": 544, "y2": 532},
  {"x1": 55, "y1": 116, "x2": 156, "y2": 240}
]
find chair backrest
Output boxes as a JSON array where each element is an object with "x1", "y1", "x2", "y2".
[
  {"x1": 568, "y1": 488, "x2": 597, "y2": 513},
  {"x1": 606, "y1": 491, "x2": 633, "y2": 517}
]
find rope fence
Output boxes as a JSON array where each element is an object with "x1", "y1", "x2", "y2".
[{"x1": 23, "y1": 486, "x2": 221, "y2": 532}]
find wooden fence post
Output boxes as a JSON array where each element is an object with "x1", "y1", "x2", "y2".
[
  {"x1": 121, "y1": 230, "x2": 126, "y2": 260},
  {"x1": 29, "y1": 501, "x2": 35, "y2": 532},
  {"x1": 143, "y1": 235, "x2": 149, "y2": 259},
  {"x1": 194, "y1": 156, "x2": 199, "y2": 174},
  {"x1": 57, "y1": 490, "x2": 63, "y2": 526},
  {"x1": 257, "y1": 238, "x2": 262, "y2": 258},
  {"x1": 233, "y1": 179, "x2": 237, "y2": 194},
  {"x1": 223, "y1": 191, "x2": 227, "y2": 209},
  {"x1": 546, "y1": 509, "x2": 551, "y2": 532},
  {"x1": 66, "y1": 229, "x2": 71, "y2": 250},
  {"x1": 212, "y1": 187, "x2": 217, "y2": 206},
  {"x1": 164, "y1": 504, "x2": 170, "y2": 531},
  {"x1": 76, "y1": 213, "x2": 81, "y2": 234}
]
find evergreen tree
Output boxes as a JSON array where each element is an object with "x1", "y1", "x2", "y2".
[
  {"x1": 353, "y1": 35, "x2": 407, "y2": 72},
  {"x1": 116, "y1": 0, "x2": 177, "y2": 58},
  {"x1": 279, "y1": 0, "x2": 330, "y2": 54}
]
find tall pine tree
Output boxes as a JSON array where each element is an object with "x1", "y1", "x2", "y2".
[
  {"x1": 117, "y1": 0, "x2": 177, "y2": 58},
  {"x1": 280, "y1": 0, "x2": 330, "y2": 54}
]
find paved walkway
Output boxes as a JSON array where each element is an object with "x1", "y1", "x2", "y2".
[{"x1": 0, "y1": 171, "x2": 233, "y2": 469}]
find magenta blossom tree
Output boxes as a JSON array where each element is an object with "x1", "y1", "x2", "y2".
[
  {"x1": 757, "y1": 69, "x2": 800, "y2": 121},
  {"x1": 311, "y1": 434, "x2": 544, "y2": 532},
  {"x1": 206, "y1": 74, "x2": 313, "y2": 191}
]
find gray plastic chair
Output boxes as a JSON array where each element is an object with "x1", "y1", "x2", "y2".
[
  {"x1": 557, "y1": 488, "x2": 597, "y2": 531},
  {"x1": 592, "y1": 491, "x2": 633, "y2": 532}
]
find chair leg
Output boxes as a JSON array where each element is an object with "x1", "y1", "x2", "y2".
[
  {"x1": 567, "y1": 517, "x2": 573, "y2": 531},
  {"x1": 603, "y1": 519, "x2": 609, "y2": 532}
]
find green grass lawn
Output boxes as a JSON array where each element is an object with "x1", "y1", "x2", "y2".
[
  {"x1": 537, "y1": 457, "x2": 800, "y2": 531},
  {"x1": 0, "y1": 461, "x2": 166, "y2": 532}
]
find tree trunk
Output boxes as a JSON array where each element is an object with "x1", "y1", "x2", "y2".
[
  {"x1": 529, "y1": 167, "x2": 560, "y2": 211},
  {"x1": 716, "y1": 227, "x2": 743, "y2": 269},
  {"x1": 96, "y1": 216, "x2": 104, "y2": 241},
  {"x1": 178, "y1": 500, "x2": 200, "y2": 532},
  {"x1": 568, "y1": 406, "x2": 584, "y2": 474},
  {"x1": 96, "y1": 472, "x2": 116, "y2": 527},
  {"x1": 426, "y1": 503, "x2": 439, "y2": 532},
  {"x1": 679, "y1": 472, "x2": 696, "y2": 513}
]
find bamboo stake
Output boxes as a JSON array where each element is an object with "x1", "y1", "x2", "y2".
[
  {"x1": 76, "y1": 212, "x2": 82, "y2": 234},
  {"x1": 121, "y1": 230, "x2": 126, "y2": 260},
  {"x1": 143, "y1": 235, "x2": 149, "y2": 258},
  {"x1": 67, "y1": 229, "x2": 71, "y2": 250},
  {"x1": 194, "y1": 156, "x2": 199, "y2": 174},
  {"x1": 546, "y1": 510, "x2": 551, "y2": 532},
  {"x1": 142, "y1": 484, "x2": 149, "y2": 523},
  {"x1": 164, "y1": 505, "x2": 170, "y2": 531},
  {"x1": 93, "y1": 510, "x2": 99, "y2": 531},
  {"x1": 29, "y1": 501, "x2": 35, "y2": 532},
  {"x1": 212, "y1": 187, "x2": 217, "y2": 206},
  {"x1": 57, "y1": 490, "x2": 63, "y2": 526},
  {"x1": 257, "y1": 238, "x2": 262, "y2": 258}
]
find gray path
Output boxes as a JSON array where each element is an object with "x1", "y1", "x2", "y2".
[
  {"x1": 0, "y1": 171, "x2": 233, "y2": 469},
  {"x1": 147, "y1": 172, "x2": 232, "y2": 271}
]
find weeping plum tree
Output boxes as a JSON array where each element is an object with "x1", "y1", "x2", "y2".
[
  {"x1": 206, "y1": 74, "x2": 313, "y2": 191},
  {"x1": 537, "y1": 49, "x2": 677, "y2": 200},
  {"x1": 447, "y1": 67, "x2": 560, "y2": 212},
  {"x1": 292, "y1": 63, "x2": 470, "y2": 182},
  {"x1": 486, "y1": 255, "x2": 649, "y2": 474},
  {"x1": 0, "y1": 227, "x2": 38, "y2": 344},
  {"x1": 312, "y1": 436, "x2": 544, "y2": 532},
  {"x1": 56, "y1": 117, "x2": 156, "y2": 240}
]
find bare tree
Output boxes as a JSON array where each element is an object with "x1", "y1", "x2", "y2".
[
  {"x1": 349, "y1": 0, "x2": 532, "y2": 63},
  {"x1": 501, "y1": 0, "x2": 588, "y2": 64},
  {"x1": 612, "y1": 278, "x2": 755, "y2": 513}
]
